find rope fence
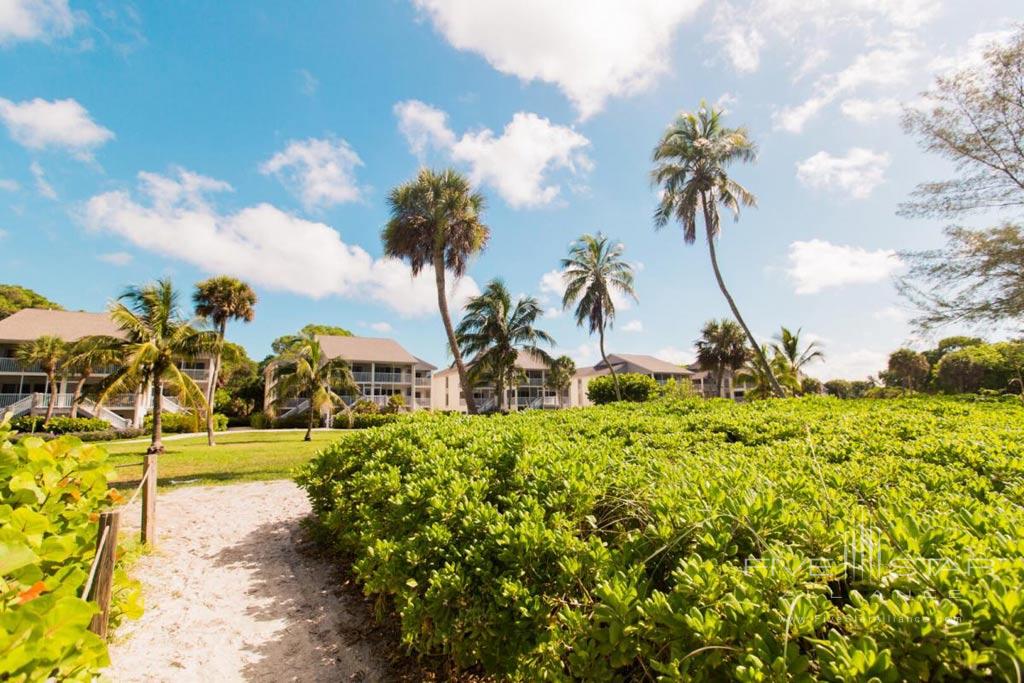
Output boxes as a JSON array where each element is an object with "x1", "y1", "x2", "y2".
[{"x1": 80, "y1": 453, "x2": 158, "y2": 637}]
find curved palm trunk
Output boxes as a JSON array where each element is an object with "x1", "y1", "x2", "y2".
[
  {"x1": 434, "y1": 253, "x2": 477, "y2": 414},
  {"x1": 701, "y1": 199, "x2": 783, "y2": 398},
  {"x1": 205, "y1": 320, "x2": 226, "y2": 447},
  {"x1": 44, "y1": 371, "x2": 58, "y2": 425},
  {"x1": 304, "y1": 397, "x2": 314, "y2": 441},
  {"x1": 148, "y1": 378, "x2": 164, "y2": 454},
  {"x1": 598, "y1": 324, "x2": 621, "y2": 401},
  {"x1": 70, "y1": 370, "x2": 91, "y2": 418}
]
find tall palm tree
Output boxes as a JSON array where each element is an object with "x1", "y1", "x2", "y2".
[
  {"x1": 193, "y1": 276, "x2": 257, "y2": 446},
  {"x1": 383, "y1": 168, "x2": 490, "y2": 414},
  {"x1": 64, "y1": 336, "x2": 121, "y2": 418},
  {"x1": 271, "y1": 335, "x2": 356, "y2": 441},
  {"x1": 652, "y1": 102, "x2": 783, "y2": 397},
  {"x1": 772, "y1": 326, "x2": 824, "y2": 389},
  {"x1": 738, "y1": 346, "x2": 800, "y2": 399},
  {"x1": 98, "y1": 279, "x2": 218, "y2": 454},
  {"x1": 694, "y1": 319, "x2": 750, "y2": 398},
  {"x1": 455, "y1": 279, "x2": 554, "y2": 412},
  {"x1": 546, "y1": 355, "x2": 576, "y2": 408},
  {"x1": 16, "y1": 335, "x2": 67, "y2": 425},
  {"x1": 561, "y1": 233, "x2": 637, "y2": 401}
]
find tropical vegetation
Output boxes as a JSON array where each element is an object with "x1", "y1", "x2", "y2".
[
  {"x1": 95, "y1": 279, "x2": 218, "y2": 454},
  {"x1": 695, "y1": 319, "x2": 749, "y2": 398},
  {"x1": 560, "y1": 233, "x2": 637, "y2": 401},
  {"x1": 0, "y1": 284, "x2": 61, "y2": 320},
  {"x1": 269, "y1": 334, "x2": 356, "y2": 440},
  {"x1": 298, "y1": 396, "x2": 1024, "y2": 680},
  {"x1": 1, "y1": 418, "x2": 141, "y2": 680},
  {"x1": 652, "y1": 102, "x2": 782, "y2": 397},
  {"x1": 15, "y1": 335, "x2": 67, "y2": 425},
  {"x1": 193, "y1": 276, "x2": 257, "y2": 446},
  {"x1": 545, "y1": 355, "x2": 576, "y2": 408},
  {"x1": 383, "y1": 168, "x2": 490, "y2": 414},
  {"x1": 585, "y1": 372, "x2": 658, "y2": 404},
  {"x1": 455, "y1": 279, "x2": 553, "y2": 412}
]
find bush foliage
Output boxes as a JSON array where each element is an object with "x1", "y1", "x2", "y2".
[
  {"x1": 298, "y1": 397, "x2": 1024, "y2": 680},
  {"x1": 143, "y1": 411, "x2": 228, "y2": 433},
  {"x1": 586, "y1": 372, "x2": 660, "y2": 404},
  {"x1": 1, "y1": 420, "x2": 142, "y2": 680},
  {"x1": 10, "y1": 416, "x2": 109, "y2": 434}
]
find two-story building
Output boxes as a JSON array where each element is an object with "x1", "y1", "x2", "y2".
[
  {"x1": 570, "y1": 353, "x2": 693, "y2": 407},
  {"x1": 687, "y1": 362, "x2": 754, "y2": 400},
  {"x1": 0, "y1": 308, "x2": 215, "y2": 428},
  {"x1": 431, "y1": 349, "x2": 561, "y2": 412},
  {"x1": 264, "y1": 334, "x2": 434, "y2": 418}
]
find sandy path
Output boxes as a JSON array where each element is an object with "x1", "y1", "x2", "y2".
[{"x1": 107, "y1": 481, "x2": 397, "y2": 682}]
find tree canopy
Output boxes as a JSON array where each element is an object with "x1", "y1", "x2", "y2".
[
  {"x1": 0, "y1": 284, "x2": 62, "y2": 320},
  {"x1": 271, "y1": 323, "x2": 353, "y2": 355}
]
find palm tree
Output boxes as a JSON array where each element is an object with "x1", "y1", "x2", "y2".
[
  {"x1": 772, "y1": 326, "x2": 824, "y2": 391},
  {"x1": 652, "y1": 102, "x2": 783, "y2": 397},
  {"x1": 271, "y1": 335, "x2": 356, "y2": 441},
  {"x1": 16, "y1": 335, "x2": 67, "y2": 425},
  {"x1": 455, "y1": 279, "x2": 554, "y2": 412},
  {"x1": 738, "y1": 346, "x2": 800, "y2": 399},
  {"x1": 383, "y1": 168, "x2": 490, "y2": 414},
  {"x1": 98, "y1": 279, "x2": 218, "y2": 454},
  {"x1": 546, "y1": 355, "x2": 576, "y2": 408},
  {"x1": 193, "y1": 276, "x2": 257, "y2": 446},
  {"x1": 694, "y1": 319, "x2": 750, "y2": 398},
  {"x1": 64, "y1": 336, "x2": 121, "y2": 418},
  {"x1": 561, "y1": 233, "x2": 637, "y2": 401}
]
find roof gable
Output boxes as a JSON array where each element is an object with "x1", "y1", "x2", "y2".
[{"x1": 0, "y1": 308, "x2": 123, "y2": 342}]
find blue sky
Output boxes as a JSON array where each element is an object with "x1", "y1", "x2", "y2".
[{"x1": 0, "y1": 1, "x2": 1018, "y2": 378}]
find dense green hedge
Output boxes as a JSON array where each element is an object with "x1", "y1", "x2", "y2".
[
  {"x1": 10, "y1": 415, "x2": 110, "y2": 434},
  {"x1": 586, "y1": 372, "x2": 660, "y2": 404},
  {"x1": 1, "y1": 420, "x2": 142, "y2": 680},
  {"x1": 298, "y1": 397, "x2": 1024, "y2": 679},
  {"x1": 142, "y1": 412, "x2": 228, "y2": 433}
]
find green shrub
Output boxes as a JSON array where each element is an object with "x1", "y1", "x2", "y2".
[
  {"x1": 935, "y1": 341, "x2": 1024, "y2": 394},
  {"x1": 382, "y1": 394, "x2": 406, "y2": 414},
  {"x1": 272, "y1": 411, "x2": 324, "y2": 429},
  {"x1": 143, "y1": 412, "x2": 228, "y2": 433},
  {"x1": 10, "y1": 415, "x2": 109, "y2": 434},
  {"x1": 586, "y1": 372, "x2": 659, "y2": 404},
  {"x1": 298, "y1": 397, "x2": 1024, "y2": 679},
  {"x1": 249, "y1": 412, "x2": 271, "y2": 429},
  {"x1": 352, "y1": 399, "x2": 379, "y2": 414},
  {"x1": 1, "y1": 419, "x2": 142, "y2": 680},
  {"x1": 654, "y1": 377, "x2": 699, "y2": 400},
  {"x1": 351, "y1": 412, "x2": 397, "y2": 429}
]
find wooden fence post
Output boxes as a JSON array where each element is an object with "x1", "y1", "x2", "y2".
[
  {"x1": 141, "y1": 453, "x2": 157, "y2": 546},
  {"x1": 88, "y1": 509, "x2": 121, "y2": 638}
]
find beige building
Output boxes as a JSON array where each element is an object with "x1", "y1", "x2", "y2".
[
  {"x1": 687, "y1": 362, "x2": 754, "y2": 400},
  {"x1": 435, "y1": 350, "x2": 693, "y2": 412},
  {"x1": 0, "y1": 308, "x2": 215, "y2": 429},
  {"x1": 570, "y1": 353, "x2": 693, "y2": 407},
  {"x1": 432, "y1": 349, "x2": 562, "y2": 412},
  {"x1": 265, "y1": 334, "x2": 434, "y2": 419}
]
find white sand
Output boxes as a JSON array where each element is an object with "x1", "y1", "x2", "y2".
[{"x1": 107, "y1": 480, "x2": 396, "y2": 682}]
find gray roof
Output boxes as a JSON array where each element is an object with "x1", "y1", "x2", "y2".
[
  {"x1": 435, "y1": 348, "x2": 552, "y2": 376},
  {"x1": 315, "y1": 334, "x2": 430, "y2": 366},
  {"x1": 600, "y1": 353, "x2": 692, "y2": 375},
  {"x1": 0, "y1": 308, "x2": 123, "y2": 342}
]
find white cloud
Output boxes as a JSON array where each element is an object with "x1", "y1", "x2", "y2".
[
  {"x1": 929, "y1": 29, "x2": 1016, "y2": 75},
  {"x1": 655, "y1": 345, "x2": 695, "y2": 366},
  {"x1": 83, "y1": 168, "x2": 479, "y2": 317},
  {"x1": 622, "y1": 320, "x2": 643, "y2": 333},
  {"x1": 0, "y1": 178, "x2": 18, "y2": 192},
  {"x1": 395, "y1": 100, "x2": 591, "y2": 208},
  {"x1": 367, "y1": 321, "x2": 393, "y2": 333},
  {"x1": 0, "y1": 0, "x2": 77, "y2": 45},
  {"x1": 873, "y1": 305, "x2": 909, "y2": 322},
  {"x1": 297, "y1": 68, "x2": 318, "y2": 96},
  {"x1": 709, "y1": 0, "x2": 939, "y2": 75},
  {"x1": 795, "y1": 148, "x2": 890, "y2": 199},
  {"x1": 29, "y1": 161, "x2": 56, "y2": 199},
  {"x1": 773, "y1": 36, "x2": 920, "y2": 133},
  {"x1": 786, "y1": 239, "x2": 902, "y2": 295},
  {"x1": 0, "y1": 98, "x2": 113, "y2": 157},
  {"x1": 259, "y1": 137, "x2": 365, "y2": 211},
  {"x1": 393, "y1": 100, "x2": 456, "y2": 159},
  {"x1": 97, "y1": 251, "x2": 132, "y2": 266},
  {"x1": 412, "y1": 0, "x2": 702, "y2": 119},
  {"x1": 817, "y1": 348, "x2": 888, "y2": 381},
  {"x1": 840, "y1": 97, "x2": 902, "y2": 122}
]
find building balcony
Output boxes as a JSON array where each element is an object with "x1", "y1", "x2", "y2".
[
  {"x1": 179, "y1": 367, "x2": 208, "y2": 380},
  {"x1": 0, "y1": 358, "x2": 40, "y2": 373},
  {"x1": 415, "y1": 375, "x2": 431, "y2": 386}
]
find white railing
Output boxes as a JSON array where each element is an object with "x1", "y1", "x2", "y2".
[
  {"x1": 78, "y1": 399, "x2": 131, "y2": 430},
  {"x1": 2, "y1": 394, "x2": 34, "y2": 417},
  {"x1": 374, "y1": 372, "x2": 410, "y2": 383},
  {"x1": 352, "y1": 371, "x2": 372, "y2": 382},
  {"x1": 0, "y1": 358, "x2": 40, "y2": 372},
  {"x1": 0, "y1": 393, "x2": 26, "y2": 409},
  {"x1": 415, "y1": 375, "x2": 431, "y2": 386},
  {"x1": 36, "y1": 393, "x2": 76, "y2": 409},
  {"x1": 178, "y1": 368, "x2": 208, "y2": 380},
  {"x1": 278, "y1": 399, "x2": 310, "y2": 419}
]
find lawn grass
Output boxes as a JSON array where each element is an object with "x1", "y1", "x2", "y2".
[{"x1": 100, "y1": 430, "x2": 347, "y2": 489}]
